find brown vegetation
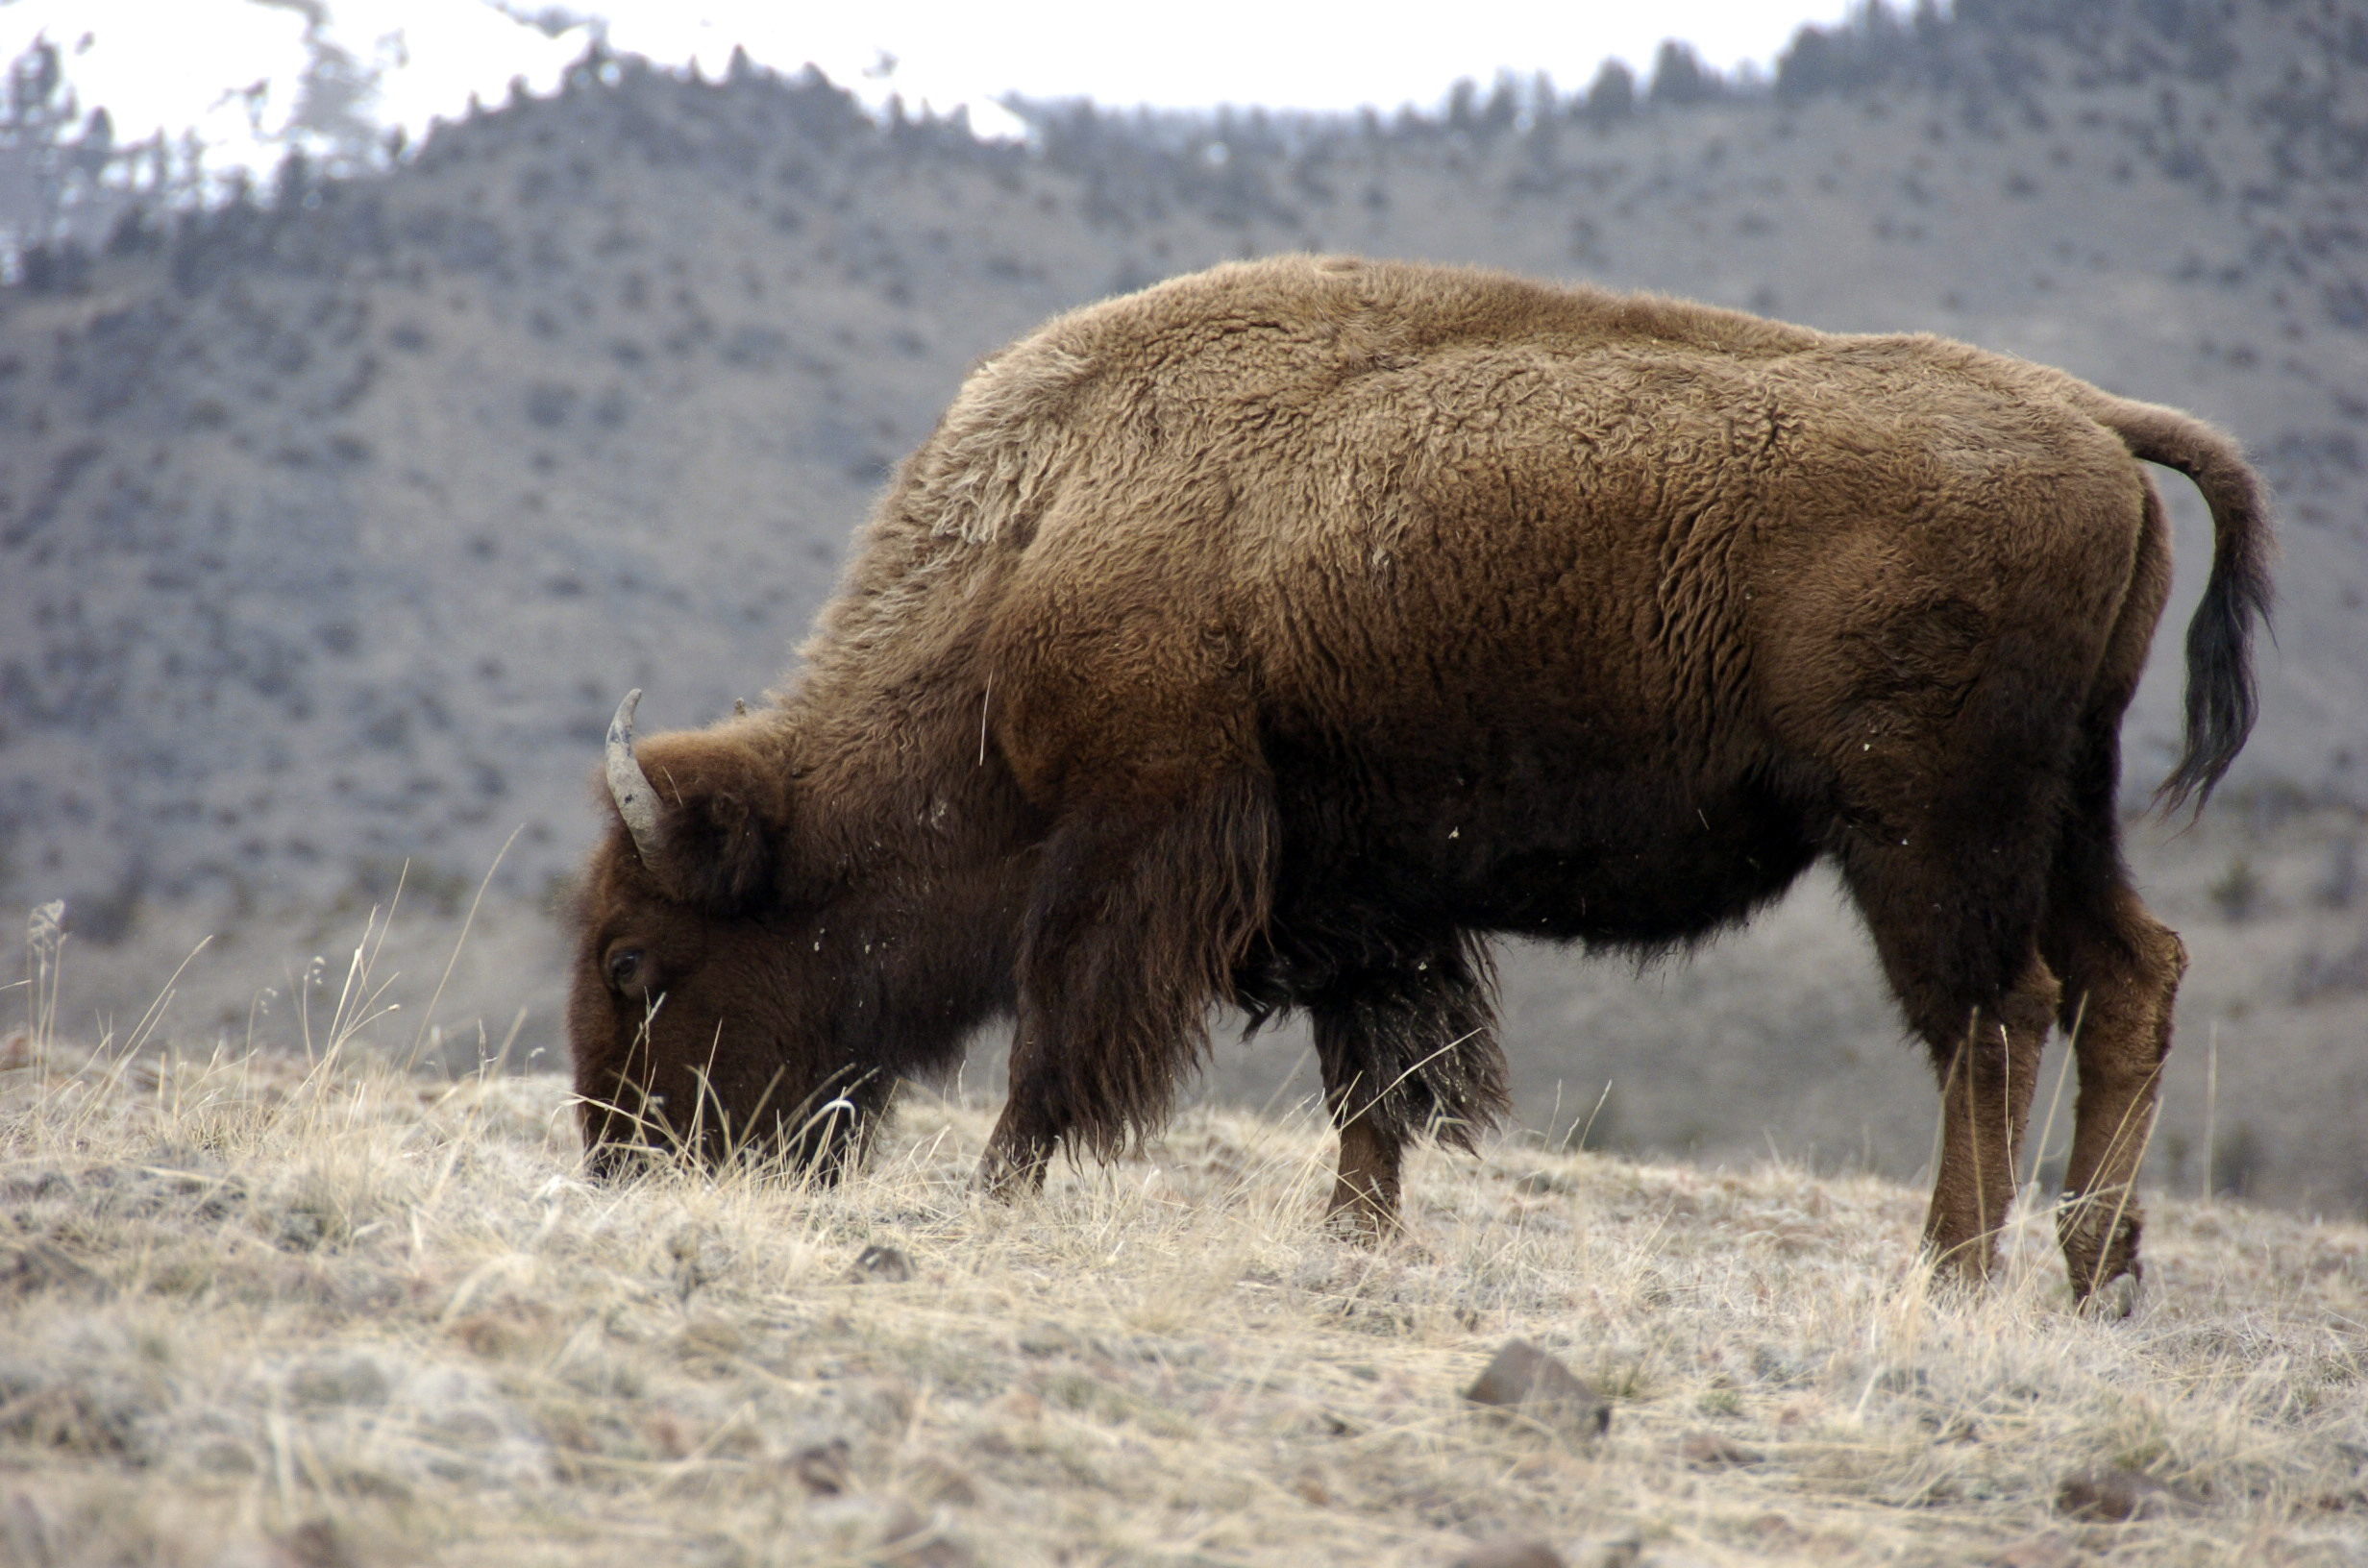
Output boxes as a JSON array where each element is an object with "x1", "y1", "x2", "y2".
[{"x1": 1, "y1": 932, "x2": 2362, "y2": 1565}]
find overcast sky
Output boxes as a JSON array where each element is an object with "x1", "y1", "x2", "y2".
[{"x1": 3, "y1": 0, "x2": 1869, "y2": 173}]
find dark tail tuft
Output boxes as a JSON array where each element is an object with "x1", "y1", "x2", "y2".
[{"x1": 2075, "y1": 392, "x2": 2276, "y2": 813}]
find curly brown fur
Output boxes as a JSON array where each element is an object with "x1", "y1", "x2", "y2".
[{"x1": 563, "y1": 256, "x2": 2269, "y2": 1287}]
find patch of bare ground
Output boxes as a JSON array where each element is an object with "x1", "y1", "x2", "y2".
[{"x1": 0, "y1": 1024, "x2": 2363, "y2": 1566}]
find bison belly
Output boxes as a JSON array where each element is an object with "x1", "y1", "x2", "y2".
[{"x1": 1259, "y1": 728, "x2": 1817, "y2": 971}]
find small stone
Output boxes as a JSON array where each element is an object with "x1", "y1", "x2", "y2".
[
  {"x1": 1451, "y1": 1541, "x2": 1565, "y2": 1568},
  {"x1": 1989, "y1": 1531, "x2": 2078, "y2": 1568},
  {"x1": 792, "y1": 1437, "x2": 852, "y2": 1495},
  {"x1": 1679, "y1": 1432, "x2": 1763, "y2": 1468},
  {"x1": 2056, "y1": 1465, "x2": 2175, "y2": 1521},
  {"x1": 1463, "y1": 1338, "x2": 1612, "y2": 1439},
  {"x1": 851, "y1": 1243, "x2": 914, "y2": 1283}
]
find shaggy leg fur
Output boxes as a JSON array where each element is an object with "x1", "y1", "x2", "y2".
[
  {"x1": 2039, "y1": 722, "x2": 2186, "y2": 1297},
  {"x1": 980, "y1": 772, "x2": 1276, "y2": 1192},
  {"x1": 2043, "y1": 883, "x2": 2185, "y2": 1299},
  {"x1": 2036, "y1": 484, "x2": 2184, "y2": 1301},
  {"x1": 1306, "y1": 932, "x2": 1509, "y2": 1240}
]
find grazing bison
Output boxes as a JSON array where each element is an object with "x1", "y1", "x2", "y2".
[{"x1": 568, "y1": 256, "x2": 2270, "y2": 1299}]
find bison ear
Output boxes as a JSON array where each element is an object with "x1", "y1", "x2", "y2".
[{"x1": 605, "y1": 692, "x2": 783, "y2": 912}]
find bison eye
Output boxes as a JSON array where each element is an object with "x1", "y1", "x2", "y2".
[{"x1": 604, "y1": 947, "x2": 647, "y2": 992}]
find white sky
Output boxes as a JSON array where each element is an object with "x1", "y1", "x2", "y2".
[{"x1": 2, "y1": 0, "x2": 1869, "y2": 174}]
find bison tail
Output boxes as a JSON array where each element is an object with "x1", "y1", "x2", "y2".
[{"x1": 2079, "y1": 391, "x2": 2276, "y2": 813}]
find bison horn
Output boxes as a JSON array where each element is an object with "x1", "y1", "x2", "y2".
[{"x1": 604, "y1": 689, "x2": 663, "y2": 866}]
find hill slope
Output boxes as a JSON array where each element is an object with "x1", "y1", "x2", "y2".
[
  {"x1": 2, "y1": 0, "x2": 2365, "y2": 1213},
  {"x1": 5, "y1": 1, "x2": 2366, "y2": 918}
]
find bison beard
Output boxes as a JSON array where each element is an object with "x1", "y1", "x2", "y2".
[{"x1": 565, "y1": 256, "x2": 2271, "y2": 1301}]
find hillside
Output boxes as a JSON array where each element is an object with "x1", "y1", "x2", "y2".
[
  {"x1": 0, "y1": 1023, "x2": 2363, "y2": 1566},
  {"x1": 2, "y1": 0, "x2": 2365, "y2": 1213}
]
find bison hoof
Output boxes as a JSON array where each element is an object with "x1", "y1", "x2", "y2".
[
  {"x1": 2073, "y1": 1266, "x2": 2143, "y2": 1319},
  {"x1": 974, "y1": 1143, "x2": 1050, "y2": 1201},
  {"x1": 1323, "y1": 1207, "x2": 1389, "y2": 1246},
  {"x1": 2060, "y1": 1198, "x2": 2143, "y2": 1306},
  {"x1": 1322, "y1": 1191, "x2": 1406, "y2": 1248},
  {"x1": 1921, "y1": 1237, "x2": 2003, "y2": 1290}
]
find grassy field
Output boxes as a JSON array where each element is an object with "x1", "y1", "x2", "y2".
[{"x1": 2, "y1": 928, "x2": 2365, "y2": 1568}]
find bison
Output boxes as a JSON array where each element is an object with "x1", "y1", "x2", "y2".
[{"x1": 567, "y1": 256, "x2": 2270, "y2": 1299}]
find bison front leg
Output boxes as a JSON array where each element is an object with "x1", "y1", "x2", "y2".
[
  {"x1": 978, "y1": 773, "x2": 1277, "y2": 1197},
  {"x1": 1309, "y1": 933, "x2": 1509, "y2": 1243},
  {"x1": 977, "y1": 1059, "x2": 1058, "y2": 1196},
  {"x1": 1325, "y1": 1114, "x2": 1405, "y2": 1239}
]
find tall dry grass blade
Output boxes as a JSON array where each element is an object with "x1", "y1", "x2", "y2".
[
  {"x1": 2204, "y1": 1020, "x2": 2221, "y2": 1203},
  {"x1": 1566, "y1": 1077, "x2": 1616, "y2": 1153},
  {"x1": 408, "y1": 824, "x2": 524, "y2": 1069}
]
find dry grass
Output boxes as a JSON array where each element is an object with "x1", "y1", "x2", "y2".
[{"x1": 2, "y1": 923, "x2": 2365, "y2": 1568}]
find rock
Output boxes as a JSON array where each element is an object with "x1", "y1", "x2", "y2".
[
  {"x1": 2056, "y1": 1465, "x2": 2176, "y2": 1521},
  {"x1": 1451, "y1": 1540, "x2": 1565, "y2": 1568},
  {"x1": 1463, "y1": 1338, "x2": 1612, "y2": 1439},
  {"x1": 851, "y1": 1242, "x2": 914, "y2": 1283},
  {"x1": 1679, "y1": 1432, "x2": 1764, "y2": 1468},
  {"x1": 791, "y1": 1437, "x2": 852, "y2": 1495}
]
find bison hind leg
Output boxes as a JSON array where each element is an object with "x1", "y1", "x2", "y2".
[
  {"x1": 2039, "y1": 719, "x2": 2187, "y2": 1301},
  {"x1": 981, "y1": 769, "x2": 1278, "y2": 1191},
  {"x1": 1306, "y1": 929, "x2": 1511, "y2": 1240}
]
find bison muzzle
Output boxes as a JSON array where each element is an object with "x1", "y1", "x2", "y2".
[{"x1": 565, "y1": 256, "x2": 2271, "y2": 1300}]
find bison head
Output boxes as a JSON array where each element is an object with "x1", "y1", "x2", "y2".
[{"x1": 565, "y1": 692, "x2": 890, "y2": 1178}]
